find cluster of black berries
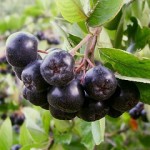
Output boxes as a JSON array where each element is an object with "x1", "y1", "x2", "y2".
[
  {"x1": 129, "y1": 102, "x2": 148, "y2": 122},
  {"x1": 6, "y1": 31, "x2": 140, "y2": 122},
  {"x1": 1, "y1": 112, "x2": 25, "y2": 133},
  {"x1": 0, "y1": 55, "x2": 15, "y2": 76},
  {"x1": 10, "y1": 112, "x2": 25, "y2": 127},
  {"x1": 36, "y1": 31, "x2": 60, "y2": 45}
]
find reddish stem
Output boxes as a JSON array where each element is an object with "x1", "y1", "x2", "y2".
[
  {"x1": 70, "y1": 34, "x2": 93, "y2": 56},
  {"x1": 86, "y1": 58, "x2": 95, "y2": 67},
  {"x1": 38, "y1": 50, "x2": 48, "y2": 54}
]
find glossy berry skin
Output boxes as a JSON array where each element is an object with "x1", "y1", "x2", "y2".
[
  {"x1": 47, "y1": 80, "x2": 85, "y2": 113},
  {"x1": 107, "y1": 107, "x2": 123, "y2": 118},
  {"x1": 22, "y1": 60, "x2": 49, "y2": 91},
  {"x1": 6, "y1": 32, "x2": 38, "y2": 67},
  {"x1": 11, "y1": 144, "x2": 21, "y2": 150},
  {"x1": 77, "y1": 95, "x2": 109, "y2": 122},
  {"x1": 15, "y1": 114, "x2": 25, "y2": 126},
  {"x1": 40, "y1": 49, "x2": 75, "y2": 86},
  {"x1": 129, "y1": 107, "x2": 140, "y2": 119},
  {"x1": 23, "y1": 87, "x2": 48, "y2": 106},
  {"x1": 13, "y1": 66, "x2": 24, "y2": 80},
  {"x1": 111, "y1": 80, "x2": 140, "y2": 112},
  {"x1": 84, "y1": 65, "x2": 117, "y2": 101},
  {"x1": 49, "y1": 105, "x2": 77, "y2": 120}
]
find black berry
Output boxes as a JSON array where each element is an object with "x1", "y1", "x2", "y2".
[
  {"x1": 40, "y1": 49, "x2": 74, "y2": 86},
  {"x1": 49, "y1": 105, "x2": 77, "y2": 120},
  {"x1": 84, "y1": 65, "x2": 117, "y2": 101},
  {"x1": 47, "y1": 80, "x2": 85, "y2": 113},
  {"x1": 6, "y1": 31, "x2": 38, "y2": 67},
  {"x1": 129, "y1": 107, "x2": 140, "y2": 119},
  {"x1": 15, "y1": 114, "x2": 25, "y2": 126},
  {"x1": 41, "y1": 102, "x2": 49, "y2": 110},
  {"x1": 78, "y1": 94, "x2": 109, "y2": 122},
  {"x1": 107, "y1": 107, "x2": 123, "y2": 118},
  {"x1": 23, "y1": 87, "x2": 48, "y2": 106},
  {"x1": 111, "y1": 80, "x2": 140, "y2": 112},
  {"x1": 21, "y1": 60, "x2": 49, "y2": 91}
]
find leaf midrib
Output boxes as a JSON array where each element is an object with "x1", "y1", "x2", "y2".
[{"x1": 72, "y1": 0, "x2": 87, "y2": 19}]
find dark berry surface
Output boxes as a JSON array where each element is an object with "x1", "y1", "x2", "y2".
[
  {"x1": 21, "y1": 60, "x2": 49, "y2": 91},
  {"x1": 84, "y1": 65, "x2": 117, "y2": 101},
  {"x1": 49, "y1": 105, "x2": 77, "y2": 120},
  {"x1": 40, "y1": 49, "x2": 74, "y2": 86},
  {"x1": 6, "y1": 31, "x2": 38, "y2": 67},
  {"x1": 47, "y1": 80, "x2": 85, "y2": 113},
  {"x1": 107, "y1": 107, "x2": 123, "y2": 118},
  {"x1": 23, "y1": 87, "x2": 48, "y2": 106},
  {"x1": 78, "y1": 94, "x2": 109, "y2": 122},
  {"x1": 111, "y1": 80, "x2": 140, "y2": 112}
]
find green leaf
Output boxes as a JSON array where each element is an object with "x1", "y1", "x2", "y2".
[
  {"x1": 87, "y1": 0, "x2": 124, "y2": 27},
  {"x1": 74, "y1": 119, "x2": 95, "y2": 150},
  {"x1": 20, "y1": 142, "x2": 49, "y2": 150},
  {"x1": 91, "y1": 118, "x2": 105, "y2": 145},
  {"x1": 97, "y1": 27, "x2": 112, "y2": 48},
  {"x1": 42, "y1": 110, "x2": 51, "y2": 134},
  {"x1": 100, "y1": 48, "x2": 150, "y2": 79},
  {"x1": 135, "y1": 27, "x2": 150, "y2": 49},
  {"x1": 24, "y1": 6, "x2": 44, "y2": 16},
  {"x1": 138, "y1": 133, "x2": 150, "y2": 147},
  {"x1": 54, "y1": 130, "x2": 72, "y2": 144},
  {"x1": 68, "y1": 34, "x2": 82, "y2": 47},
  {"x1": 56, "y1": 0, "x2": 87, "y2": 23},
  {"x1": 77, "y1": 21, "x2": 88, "y2": 33},
  {"x1": 115, "y1": 74, "x2": 150, "y2": 84},
  {"x1": 63, "y1": 141, "x2": 87, "y2": 150},
  {"x1": 54, "y1": 119, "x2": 72, "y2": 133},
  {"x1": 28, "y1": 127, "x2": 48, "y2": 143},
  {"x1": 135, "y1": 83, "x2": 150, "y2": 104},
  {"x1": 0, "y1": 118, "x2": 13, "y2": 150},
  {"x1": 19, "y1": 123, "x2": 34, "y2": 146}
]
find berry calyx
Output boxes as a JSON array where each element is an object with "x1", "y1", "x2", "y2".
[
  {"x1": 84, "y1": 65, "x2": 117, "y2": 101},
  {"x1": 40, "y1": 49, "x2": 75, "y2": 86}
]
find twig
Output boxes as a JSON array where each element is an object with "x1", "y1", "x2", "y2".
[
  {"x1": 105, "y1": 127, "x2": 129, "y2": 138},
  {"x1": 70, "y1": 34, "x2": 93, "y2": 56},
  {"x1": 38, "y1": 50, "x2": 48, "y2": 54}
]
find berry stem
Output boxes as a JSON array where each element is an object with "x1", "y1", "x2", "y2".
[
  {"x1": 37, "y1": 50, "x2": 48, "y2": 54},
  {"x1": 84, "y1": 27, "x2": 102, "y2": 67},
  {"x1": 70, "y1": 34, "x2": 93, "y2": 56},
  {"x1": 105, "y1": 126, "x2": 129, "y2": 137},
  {"x1": 75, "y1": 27, "x2": 102, "y2": 74}
]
